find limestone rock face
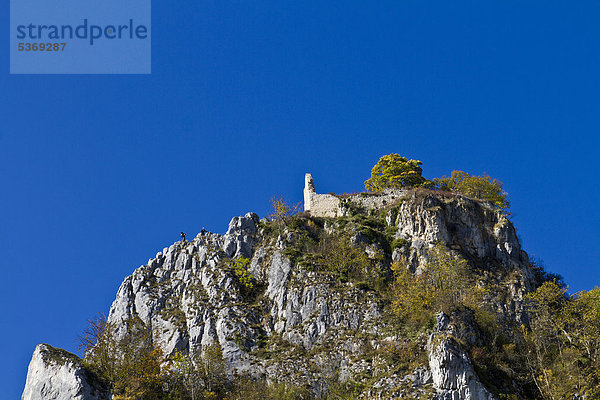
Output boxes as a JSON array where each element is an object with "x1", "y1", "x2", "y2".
[
  {"x1": 392, "y1": 193, "x2": 533, "y2": 325},
  {"x1": 107, "y1": 212, "x2": 263, "y2": 372},
  {"x1": 428, "y1": 314, "x2": 496, "y2": 400},
  {"x1": 25, "y1": 191, "x2": 536, "y2": 398},
  {"x1": 395, "y1": 193, "x2": 527, "y2": 270},
  {"x1": 22, "y1": 344, "x2": 109, "y2": 400}
]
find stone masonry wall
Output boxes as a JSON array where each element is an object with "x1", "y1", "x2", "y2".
[{"x1": 304, "y1": 173, "x2": 406, "y2": 217}]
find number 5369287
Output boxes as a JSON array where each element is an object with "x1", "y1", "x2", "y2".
[{"x1": 18, "y1": 43, "x2": 66, "y2": 51}]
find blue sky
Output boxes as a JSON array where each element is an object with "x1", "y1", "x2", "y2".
[{"x1": 2, "y1": 1, "x2": 600, "y2": 397}]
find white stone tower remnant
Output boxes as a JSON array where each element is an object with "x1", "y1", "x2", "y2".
[
  {"x1": 303, "y1": 173, "x2": 407, "y2": 218},
  {"x1": 304, "y1": 173, "x2": 315, "y2": 212},
  {"x1": 303, "y1": 173, "x2": 341, "y2": 217}
]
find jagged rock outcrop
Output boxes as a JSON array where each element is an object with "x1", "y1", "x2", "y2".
[
  {"x1": 390, "y1": 192, "x2": 533, "y2": 325},
  {"x1": 394, "y1": 192, "x2": 528, "y2": 270},
  {"x1": 105, "y1": 194, "x2": 533, "y2": 395},
  {"x1": 106, "y1": 212, "x2": 390, "y2": 390},
  {"x1": 22, "y1": 344, "x2": 109, "y2": 400},
  {"x1": 24, "y1": 191, "x2": 537, "y2": 399},
  {"x1": 428, "y1": 313, "x2": 496, "y2": 400}
]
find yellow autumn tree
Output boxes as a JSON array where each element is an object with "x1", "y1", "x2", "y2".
[
  {"x1": 364, "y1": 154, "x2": 430, "y2": 191},
  {"x1": 392, "y1": 245, "x2": 475, "y2": 326},
  {"x1": 524, "y1": 282, "x2": 600, "y2": 399},
  {"x1": 434, "y1": 170, "x2": 509, "y2": 209},
  {"x1": 79, "y1": 315, "x2": 165, "y2": 399}
]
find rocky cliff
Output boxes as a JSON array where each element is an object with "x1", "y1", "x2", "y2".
[
  {"x1": 22, "y1": 344, "x2": 109, "y2": 400},
  {"x1": 23, "y1": 190, "x2": 536, "y2": 399}
]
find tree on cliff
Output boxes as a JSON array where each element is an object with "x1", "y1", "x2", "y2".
[
  {"x1": 79, "y1": 314, "x2": 165, "y2": 399},
  {"x1": 433, "y1": 170, "x2": 509, "y2": 209},
  {"x1": 364, "y1": 154, "x2": 430, "y2": 191},
  {"x1": 391, "y1": 245, "x2": 478, "y2": 326},
  {"x1": 524, "y1": 282, "x2": 600, "y2": 399}
]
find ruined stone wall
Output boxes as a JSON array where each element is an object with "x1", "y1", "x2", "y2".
[
  {"x1": 308, "y1": 193, "x2": 341, "y2": 218},
  {"x1": 344, "y1": 189, "x2": 406, "y2": 211},
  {"x1": 303, "y1": 173, "x2": 341, "y2": 217},
  {"x1": 304, "y1": 173, "x2": 406, "y2": 217}
]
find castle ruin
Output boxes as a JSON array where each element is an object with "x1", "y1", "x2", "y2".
[{"x1": 303, "y1": 173, "x2": 406, "y2": 217}]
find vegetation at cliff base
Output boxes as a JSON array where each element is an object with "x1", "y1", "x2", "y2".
[
  {"x1": 79, "y1": 315, "x2": 164, "y2": 399},
  {"x1": 523, "y1": 281, "x2": 600, "y2": 399},
  {"x1": 79, "y1": 315, "x2": 312, "y2": 400}
]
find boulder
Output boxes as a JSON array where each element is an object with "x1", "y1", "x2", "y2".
[{"x1": 22, "y1": 344, "x2": 109, "y2": 400}]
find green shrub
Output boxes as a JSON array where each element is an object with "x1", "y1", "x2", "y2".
[
  {"x1": 229, "y1": 378, "x2": 312, "y2": 400},
  {"x1": 391, "y1": 238, "x2": 409, "y2": 250},
  {"x1": 391, "y1": 245, "x2": 477, "y2": 327},
  {"x1": 434, "y1": 170, "x2": 509, "y2": 209},
  {"x1": 317, "y1": 233, "x2": 376, "y2": 283},
  {"x1": 80, "y1": 315, "x2": 165, "y2": 399},
  {"x1": 227, "y1": 258, "x2": 254, "y2": 290}
]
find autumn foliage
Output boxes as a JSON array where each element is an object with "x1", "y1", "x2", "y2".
[
  {"x1": 364, "y1": 154, "x2": 430, "y2": 191},
  {"x1": 434, "y1": 170, "x2": 509, "y2": 209},
  {"x1": 391, "y1": 245, "x2": 482, "y2": 326}
]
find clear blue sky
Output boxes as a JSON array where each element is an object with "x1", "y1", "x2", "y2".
[{"x1": 2, "y1": 1, "x2": 600, "y2": 397}]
